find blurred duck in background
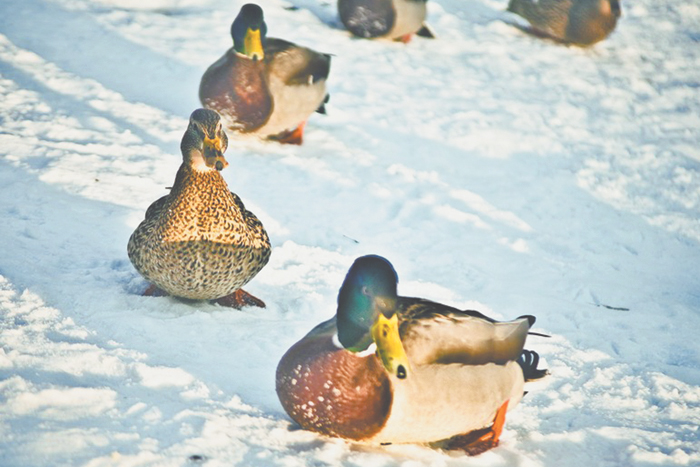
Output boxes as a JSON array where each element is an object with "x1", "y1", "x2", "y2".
[
  {"x1": 338, "y1": 0, "x2": 434, "y2": 43},
  {"x1": 507, "y1": 0, "x2": 621, "y2": 46},
  {"x1": 199, "y1": 3, "x2": 331, "y2": 145}
]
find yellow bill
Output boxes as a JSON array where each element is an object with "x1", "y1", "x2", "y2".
[
  {"x1": 244, "y1": 28, "x2": 265, "y2": 61},
  {"x1": 371, "y1": 313, "x2": 411, "y2": 380},
  {"x1": 203, "y1": 136, "x2": 228, "y2": 171}
]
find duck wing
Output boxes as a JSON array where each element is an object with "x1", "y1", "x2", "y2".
[
  {"x1": 143, "y1": 194, "x2": 169, "y2": 220},
  {"x1": 397, "y1": 297, "x2": 531, "y2": 367},
  {"x1": 265, "y1": 38, "x2": 331, "y2": 86},
  {"x1": 228, "y1": 191, "x2": 269, "y2": 243}
]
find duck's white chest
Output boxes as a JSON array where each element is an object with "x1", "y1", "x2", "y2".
[
  {"x1": 256, "y1": 74, "x2": 327, "y2": 136},
  {"x1": 388, "y1": 0, "x2": 427, "y2": 39},
  {"x1": 369, "y1": 361, "x2": 525, "y2": 444}
]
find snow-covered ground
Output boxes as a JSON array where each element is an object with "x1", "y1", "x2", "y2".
[{"x1": 1, "y1": 0, "x2": 699, "y2": 465}]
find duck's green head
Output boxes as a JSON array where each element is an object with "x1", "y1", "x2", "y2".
[
  {"x1": 181, "y1": 108, "x2": 229, "y2": 172},
  {"x1": 231, "y1": 3, "x2": 267, "y2": 61},
  {"x1": 336, "y1": 255, "x2": 411, "y2": 379}
]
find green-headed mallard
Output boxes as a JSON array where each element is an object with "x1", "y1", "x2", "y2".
[
  {"x1": 507, "y1": 0, "x2": 621, "y2": 46},
  {"x1": 276, "y1": 255, "x2": 547, "y2": 454},
  {"x1": 127, "y1": 108, "x2": 271, "y2": 309},
  {"x1": 338, "y1": 0, "x2": 435, "y2": 43},
  {"x1": 199, "y1": 3, "x2": 331, "y2": 145}
]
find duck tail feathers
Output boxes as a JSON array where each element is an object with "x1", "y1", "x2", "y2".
[
  {"x1": 517, "y1": 315, "x2": 551, "y2": 338},
  {"x1": 416, "y1": 24, "x2": 435, "y2": 39},
  {"x1": 518, "y1": 349, "x2": 549, "y2": 382},
  {"x1": 316, "y1": 94, "x2": 330, "y2": 115},
  {"x1": 518, "y1": 314, "x2": 536, "y2": 326}
]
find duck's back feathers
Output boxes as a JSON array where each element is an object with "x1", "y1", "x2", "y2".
[
  {"x1": 507, "y1": 0, "x2": 572, "y2": 40},
  {"x1": 253, "y1": 38, "x2": 330, "y2": 138},
  {"x1": 396, "y1": 298, "x2": 531, "y2": 367},
  {"x1": 338, "y1": 0, "x2": 395, "y2": 38},
  {"x1": 265, "y1": 38, "x2": 331, "y2": 86},
  {"x1": 339, "y1": 0, "x2": 430, "y2": 40},
  {"x1": 566, "y1": 0, "x2": 620, "y2": 45},
  {"x1": 507, "y1": 0, "x2": 620, "y2": 45},
  {"x1": 143, "y1": 194, "x2": 169, "y2": 221}
]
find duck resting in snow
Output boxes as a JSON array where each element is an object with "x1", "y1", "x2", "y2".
[
  {"x1": 338, "y1": 0, "x2": 435, "y2": 43},
  {"x1": 127, "y1": 108, "x2": 271, "y2": 309},
  {"x1": 199, "y1": 3, "x2": 331, "y2": 145},
  {"x1": 276, "y1": 255, "x2": 548, "y2": 454},
  {"x1": 507, "y1": 0, "x2": 621, "y2": 46}
]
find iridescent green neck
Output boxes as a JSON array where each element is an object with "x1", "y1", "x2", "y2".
[
  {"x1": 335, "y1": 255, "x2": 398, "y2": 352},
  {"x1": 337, "y1": 288, "x2": 375, "y2": 352}
]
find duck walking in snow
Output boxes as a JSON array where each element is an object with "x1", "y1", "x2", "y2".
[
  {"x1": 199, "y1": 3, "x2": 331, "y2": 145},
  {"x1": 276, "y1": 255, "x2": 547, "y2": 454},
  {"x1": 338, "y1": 0, "x2": 434, "y2": 42},
  {"x1": 128, "y1": 109, "x2": 271, "y2": 309},
  {"x1": 507, "y1": 0, "x2": 621, "y2": 46}
]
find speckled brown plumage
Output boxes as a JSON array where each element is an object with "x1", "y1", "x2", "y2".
[
  {"x1": 128, "y1": 109, "x2": 270, "y2": 304},
  {"x1": 507, "y1": 0, "x2": 620, "y2": 46}
]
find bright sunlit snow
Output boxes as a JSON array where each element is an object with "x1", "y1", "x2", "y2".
[{"x1": 1, "y1": 0, "x2": 699, "y2": 466}]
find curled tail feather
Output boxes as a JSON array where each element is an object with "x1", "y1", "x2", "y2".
[{"x1": 518, "y1": 349, "x2": 549, "y2": 382}]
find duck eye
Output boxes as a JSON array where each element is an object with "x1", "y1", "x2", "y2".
[
  {"x1": 397, "y1": 365, "x2": 407, "y2": 380},
  {"x1": 361, "y1": 286, "x2": 370, "y2": 296}
]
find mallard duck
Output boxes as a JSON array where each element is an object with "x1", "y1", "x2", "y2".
[
  {"x1": 199, "y1": 3, "x2": 331, "y2": 145},
  {"x1": 337, "y1": 0, "x2": 435, "y2": 42},
  {"x1": 507, "y1": 0, "x2": 621, "y2": 46},
  {"x1": 276, "y1": 255, "x2": 547, "y2": 454},
  {"x1": 127, "y1": 108, "x2": 271, "y2": 309}
]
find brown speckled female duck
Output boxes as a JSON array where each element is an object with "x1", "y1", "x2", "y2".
[
  {"x1": 128, "y1": 108, "x2": 271, "y2": 308},
  {"x1": 199, "y1": 3, "x2": 331, "y2": 145},
  {"x1": 276, "y1": 255, "x2": 547, "y2": 454},
  {"x1": 507, "y1": 0, "x2": 621, "y2": 46}
]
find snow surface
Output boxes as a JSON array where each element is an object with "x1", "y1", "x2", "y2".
[{"x1": 1, "y1": 0, "x2": 699, "y2": 465}]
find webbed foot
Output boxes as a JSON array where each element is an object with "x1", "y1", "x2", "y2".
[
  {"x1": 143, "y1": 284, "x2": 167, "y2": 297},
  {"x1": 269, "y1": 122, "x2": 305, "y2": 145},
  {"x1": 443, "y1": 400, "x2": 509, "y2": 455},
  {"x1": 214, "y1": 289, "x2": 266, "y2": 309}
]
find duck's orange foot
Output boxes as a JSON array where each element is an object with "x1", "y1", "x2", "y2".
[
  {"x1": 143, "y1": 284, "x2": 168, "y2": 297},
  {"x1": 443, "y1": 400, "x2": 509, "y2": 456},
  {"x1": 269, "y1": 122, "x2": 305, "y2": 145},
  {"x1": 214, "y1": 289, "x2": 266, "y2": 309},
  {"x1": 398, "y1": 33, "x2": 413, "y2": 44}
]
